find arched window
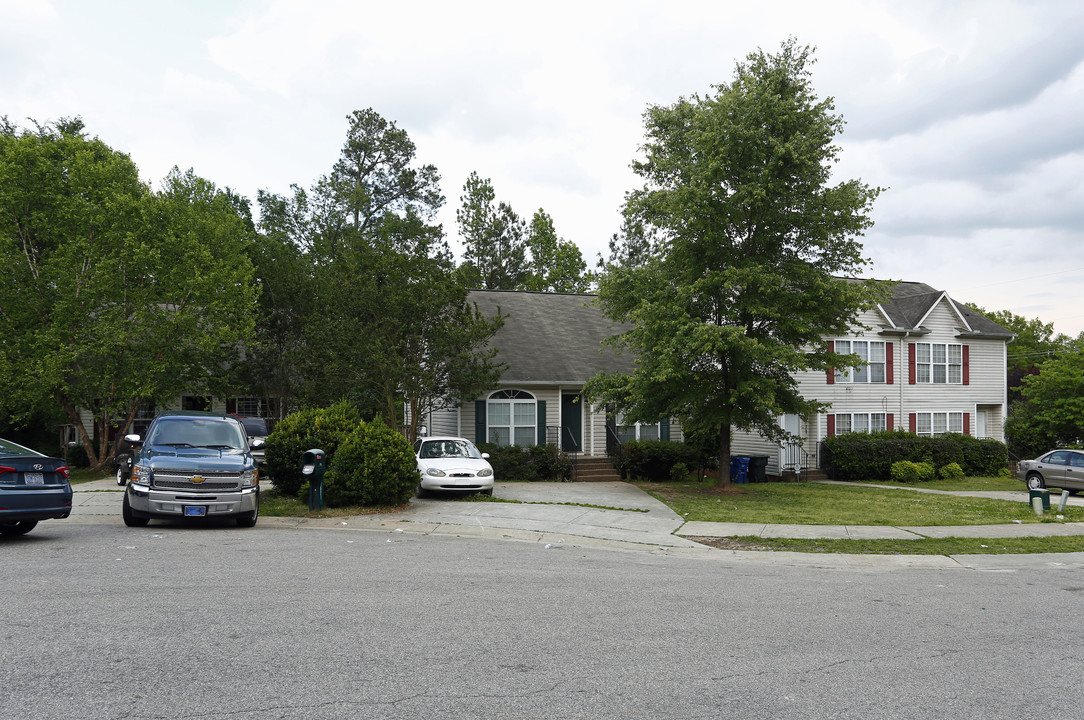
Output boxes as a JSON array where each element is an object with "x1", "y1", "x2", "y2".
[{"x1": 487, "y1": 390, "x2": 536, "y2": 447}]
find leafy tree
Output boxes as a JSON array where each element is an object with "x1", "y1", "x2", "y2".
[
  {"x1": 256, "y1": 112, "x2": 504, "y2": 428},
  {"x1": 966, "y1": 305, "x2": 1074, "y2": 403},
  {"x1": 456, "y1": 172, "x2": 529, "y2": 289},
  {"x1": 241, "y1": 187, "x2": 317, "y2": 417},
  {"x1": 602, "y1": 215, "x2": 655, "y2": 270},
  {"x1": 0, "y1": 120, "x2": 256, "y2": 467},
  {"x1": 316, "y1": 108, "x2": 442, "y2": 261},
  {"x1": 523, "y1": 209, "x2": 590, "y2": 293},
  {"x1": 584, "y1": 40, "x2": 884, "y2": 486},
  {"x1": 1005, "y1": 337, "x2": 1084, "y2": 456}
]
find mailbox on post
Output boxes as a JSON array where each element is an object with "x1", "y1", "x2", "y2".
[{"x1": 301, "y1": 448, "x2": 327, "y2": 511}]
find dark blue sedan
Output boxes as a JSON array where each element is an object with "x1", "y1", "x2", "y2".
[{"x1": 0, "y1": 438, "x2": 73, "y2": 536}]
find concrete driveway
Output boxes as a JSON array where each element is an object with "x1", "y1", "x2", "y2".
[{"x1": 404, "y1": 480, "x2": 704, "y2": 548}]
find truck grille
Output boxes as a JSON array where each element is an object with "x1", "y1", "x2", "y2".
[{"x1": 152, "y1": 469, "x2": 242, "y2": 492}]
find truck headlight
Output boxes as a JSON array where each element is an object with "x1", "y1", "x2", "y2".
[{"x1": 241, "y1": 468, "x2": 258, "y2": 487}]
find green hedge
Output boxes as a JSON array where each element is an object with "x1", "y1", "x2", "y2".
[
  {"x1": 824, "y1": 431, "x2": 1007, "y2": 481},
  {"x1": 262, "y1": 401, "x2": 363, "y2": 497},
  {"x1": 323, "y1": 418, "x2": 418, "y2": 507},
  {"x1": 476, "y1": 443, "x2": 572, "y2": 482},
  {"x1": 613, "y1": 440, "x2": 705, "y2": 482}
]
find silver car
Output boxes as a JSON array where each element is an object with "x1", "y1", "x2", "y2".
[{"x1": 1017, "y1": 449, "x2": 1084, "y2": 492}]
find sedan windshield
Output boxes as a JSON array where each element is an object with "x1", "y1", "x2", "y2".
[
  {"x1": 148, "y1": 418, "x2": 246, "y2": 449},
  {"x1": 419, "y1": 440, "x2": 483, "y2": 460}
]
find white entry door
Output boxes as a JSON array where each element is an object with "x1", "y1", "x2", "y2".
[{"x1": 780, "y1": 414, "x2": 802, "y2": 471}]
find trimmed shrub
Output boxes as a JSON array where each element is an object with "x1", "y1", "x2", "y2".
[
  {"x1": 323, "y1": 417, "x2": 418, "y2": 507},
  {"x1": 617, "y1": 440, "x2": 703, "y2": 482},
  {"x1": 891, "y1": 460, "x2": 936, "y2": 482},
  {"x1": 527, "y1": 444, "x2": 573, "y2": 481},
  {"x1": 263, "y1": 401, "x2": 363, "y2": 497},
  {"x1": 939, "y1": 462, "x2": 965, "y2": 480},
  {"x1": 477, "y1": 443, "x2": 571, "y2": 482},
  {"x1": 824, "y1": 431, "x2": 1008, "y2": 481}
]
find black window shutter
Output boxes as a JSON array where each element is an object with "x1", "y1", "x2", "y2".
[{"x1": 475, "y1": 400, "x2": 486, "y2": 445}]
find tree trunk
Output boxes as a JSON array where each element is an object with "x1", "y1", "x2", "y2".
[
  {"x1": 59, "y1": 398, "x2": 101, "y2": 469},
  {"x1": 715, "y1": 423, "x2": 732, "y2": 488}
]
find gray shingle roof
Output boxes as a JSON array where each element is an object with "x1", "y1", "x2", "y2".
[
  {"x1": 467, "y1": 290, "x2": 635, "y2": 384},
  {"x1": 874, "y1": 280, "x2": 1014, "y2": 338},
  {"x1": 469, "y1": 282, "x2": 1013, "y2": 386}
]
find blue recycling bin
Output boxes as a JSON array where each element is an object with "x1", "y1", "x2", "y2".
[{"x1": 730, "y1": 456, "x2": 750, "y2": 484}]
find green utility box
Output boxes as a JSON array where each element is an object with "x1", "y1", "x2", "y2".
[{"x1": 1029, "y1": 488, "x2": 1050, "y2": 510}]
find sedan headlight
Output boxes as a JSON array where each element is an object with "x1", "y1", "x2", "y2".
[
  {"x1": 477, "y1": 468, "x2": 493, "y2": 477},
  {"x1": 425, "y1": 467, "x2": 446, "y2": 477}
]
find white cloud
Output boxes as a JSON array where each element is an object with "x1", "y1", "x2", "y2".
[{"x1": 3, "y1": 0, "x2": 1083, "y2": 335}]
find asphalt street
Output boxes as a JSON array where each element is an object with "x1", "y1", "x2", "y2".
[{"x1": 4, "y1": 520, "x2": 1084, "y2": 720}]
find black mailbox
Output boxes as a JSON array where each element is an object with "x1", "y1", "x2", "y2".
[{"x1": 301, "y1": 448, "x2": 327, "y2": 511}]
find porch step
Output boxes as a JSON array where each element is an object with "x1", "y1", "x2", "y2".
[{"x1": 570, "y1": 456, "x2": 621, "y2": 482}]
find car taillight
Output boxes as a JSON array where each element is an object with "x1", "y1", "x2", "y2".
[
  {"x1": 57, "y1": 465, "x2": 70, "y2": 479},
  {"x1": 0, "y1": 466, "x2": 16, "y2": 484}
]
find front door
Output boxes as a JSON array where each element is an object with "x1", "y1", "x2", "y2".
[
  {"x1": 561, "y1": 393, "x2": 583, "y2": 452},
  {"x1": 780, "y1": 414, "x2": 802, "y2": 471}
]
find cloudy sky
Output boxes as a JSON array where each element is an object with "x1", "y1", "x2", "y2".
[{"x1": 4, "y1": 0, "x2": 1083, "y2": 335}]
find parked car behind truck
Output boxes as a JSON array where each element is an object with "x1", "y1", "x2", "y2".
[{"x1": 123, "y1": 412, "x2": 263, "y2": 527}]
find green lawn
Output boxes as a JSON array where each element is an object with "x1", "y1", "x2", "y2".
[
  {"x1": 637, "y1": 478, "x2": 1082, "y2": 526},
  {"x1": 847, "y1": 475, "x2": 1022, "y2": 492},
  {"x1": 693, "y1": 535, "x2": 1084, "y2": 555}
]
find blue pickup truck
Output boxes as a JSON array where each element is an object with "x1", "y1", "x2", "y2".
[{"x1": 122, "y1": 411, "x2": 263, "y2": 528}]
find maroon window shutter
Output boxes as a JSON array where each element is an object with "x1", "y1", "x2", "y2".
[
  {"x1": 226, "y1": 398, "x2": 236, "y2": 414},
  {"x1": 826, "y1": 340, "x2": 835, "y2": 384},
  {"x1": 887, "y1": 414, "x2": 894, "y2": 431},
  {"x1": 963, "y1": 412, "x2": 971, "y2": 436},
  {"x1": 908, "y1": 413, "x2": 917, "y2": 433},
  {"x1": 827, "y1": 414, "x2": 836, "y2": 437},
  {"x1": 908, "y1": 343, "x2": 916, "y2": 384},
  {"x1": 962, "y1": 345, "x2": 970, "y2": 385},
  {"x1": 886, "y1": 342, "x2": 894, "y2": 384}
]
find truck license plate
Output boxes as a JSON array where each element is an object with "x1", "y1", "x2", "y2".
[{"x1": 183, "y1": 506, "x2": 207, "y2": 517}]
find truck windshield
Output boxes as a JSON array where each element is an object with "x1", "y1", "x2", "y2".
[{"x1": 148, "y1": 418, "x2": 246, "y2": 450}]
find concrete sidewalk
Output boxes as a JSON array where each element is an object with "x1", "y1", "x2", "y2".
[{"x1": 71, "y1": 477, "x2": 1084, "y2": 546}]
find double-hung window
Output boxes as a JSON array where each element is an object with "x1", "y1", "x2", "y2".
[
  {"x1": 833, "y1": 413, "x2": 887, "y2": 434},
  {"x1": 913, "y1": 411, "x2": 963, "y2": 437},
  {"x1": 616, "y1": 411, "x2": 661, "y2": 443},
  {"x1": 487, "y1": 390, "x2": 536, "y2": 447},
  {"x1": 915, "y1": 343, "x2": 962, "y2": 384},
  {"x1": 834, "y1": 340, "x2": 886, "y2": 383}
]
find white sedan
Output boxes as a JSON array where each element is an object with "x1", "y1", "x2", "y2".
[{"x1": 413, "y1": 436, "x2": 494, "y2": 497}]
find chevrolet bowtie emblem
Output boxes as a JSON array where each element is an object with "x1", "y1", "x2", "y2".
[{"x1": 190, "y1": 476, "x2": 207, "y2": 483}]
